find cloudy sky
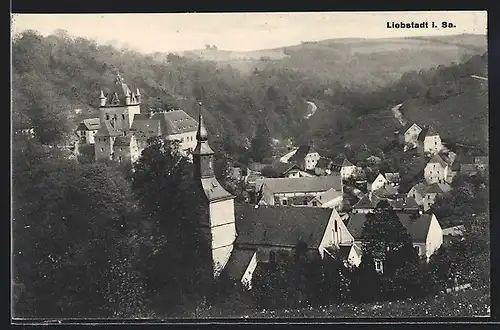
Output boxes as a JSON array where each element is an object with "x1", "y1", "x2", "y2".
[{"x1": 12, "y1": 11, "x2": 487, "y2": 53}]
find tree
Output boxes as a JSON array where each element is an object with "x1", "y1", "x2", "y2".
[
  {"x1": 131, "y1": 137, "x2": 213, "y2": 314},
  {"x1": 360, "y1": 203, "x2": 422, "y2": 300},
  {"x1": 12, "y1": 150, "x2": 140, "y2": 317},
  {"x1": 251, "y1": 120, "x2": 273, "y2": 162}
]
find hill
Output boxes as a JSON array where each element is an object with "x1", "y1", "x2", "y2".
[
  {"x1": 180, "y1": 34, "x2": 487, "y2": 88},
  {"x1": 299, "y1": 52, "x2": 488, "y2": 156}
]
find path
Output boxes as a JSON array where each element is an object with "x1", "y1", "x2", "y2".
[{"x1": 391, "y1": 103, "x2": 406, "y2": 127}]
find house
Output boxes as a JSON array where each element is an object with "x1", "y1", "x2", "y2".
[
  {"x1": 474, "y1": 156, "x2": 489, "y2": 172},
  {"x1": 262, "y1": 162, "x2": 313, "y2": 178},
  {"x1": 442, "y1": 225, "x2": 465, "y2": 246},
  {"x1": 227, "y1": 205, "x2": 353, "y2": 288},
  {"x1": 367, "y1": 173, "x2": 388, "y2": 192},
  {"x1": 383, "y1": 172, "x2": 401, "y2": 187},
  {"x1": 366, "y1": 155, "x2": 382, "y2": 165},
  {"x1": 255, "y1": 175, "x2": 342, "y2": 207},
  {"x1": 93, "y1": 72, "x2": 198, "y2": 164},
  {"x1": 75, "y1": 118, "x2": 101, "y2": 144},
  {"x1": 331, "y1": 158, "x2": 357, "y2": 180},
  {"x1": 279, "y1": 148, "x2": 299, "y2": 163},
  {"x1": 315, "y1": 157, "x2": 333, "y2": 176},
  {"x1": 424, "y1": 153, "x2": 449, "y2": 184},
  {"x1": 407, "y1": 182, "x2": 428, "y2": 207},
  {"x1": 287, "y1": 145, "x2": 321, "y2": 171},
  {"x1": 352, "y1": 191, "x2": 419, "y2": 214},
  {"x1": 417, "y1": 125, "x2": 443, "y2": 155},
  {"x1": 112, "y1": 135, "x2": 140, "y2": 166},
  {"x1": 307, "y1": 188, "x2": 343, "y2": 210},
  {"x1": 423, "y1": 182, "x2": 452, "y2": 211},
  {"x1": 399, "y1": 122, "x2": 423, "y2": 147},
  {"x1": 346, "y1": 212, "x2": 443, "y2": 262}
]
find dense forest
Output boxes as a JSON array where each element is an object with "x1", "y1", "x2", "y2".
[{"x1": 12, "y1": 30, "x2": 487, "y2": 162}]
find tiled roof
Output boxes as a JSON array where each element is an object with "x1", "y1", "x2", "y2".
[
  {"x1": 224, "y1": 249, "x2": 256, "y2": 281},
  {"x1": 384, "y1": 172, "x2": 401, "y2": 183},
  {"x1": 256, "y1": 175, "x2": 342, "y2": 194},
  {"x1": 372, "y1": 185, "x2": 399, "y2": 198},
  {"x1": 95, "y1": 121, "x2": 122, "y2": 137},
  {"x1": 409, "y1": 182, "x2": 428, "y2": 196},
  {"x1": 76, "y1": 118, "x2": 100, "y2": 131},
  {"x1": 402, "y1": 122, "x2": 422, "y2": 134},
  {"x1": 235, "y1": 203, "x2": 334, "y2": 248},
  {"x1": 427, "y1": 153, "x2": 448, "y2": 168},
  {"x1": 130, "y1": 115, "x2": 162, "y2": 139},
  {"x1": 288, "y1": 145, "x2": 311, "y2": 163},
  {"x1": 387, "y1": 197, "x2": 420, "y2": 210},
  {"x1": 352, "y1": 194, "x2": 378, "y2": 209},
  {"x1": 315, "y1": 157, "x2": 332, "y2": 169},
  {"x1": 313, "y1": 188, "x2": 343, "y2": 203},
  {"x1": 346, "y1": 212, "x2": 433, "y2": 242},
  {"x1": 113, "y1": 136, "x2": 133, "y2": 147},
  {"x1": 426, "y1": 183, "x2": 451, "y2": 194},
  {"x1": 152, "y1": 110, "x2": 198, "y2": 135},
  {"x1": 417, "y1": 125, "x2": 439, "y2": 141},
  {"x1": 200, "y1": 177, "x2": 234, "y2": 202},
  {"x1": 442, "y1": 225, "x2": 465, "y2": 236}
]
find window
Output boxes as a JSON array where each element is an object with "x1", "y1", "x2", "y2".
[
  {"x1": 282, "y1": 199, "x2": 288, "y2": 206},
  {"x1": 414, "y1": 245, "x2": 421, "y2": 255},
  {"x1": 312, "y1": 201, "x2": 318, "y2": 207},
  {"x1": 120, "y1": 147, "x2": 123, "y2": 151},
  {"x1": 303, "y1": 200, "x2": 308, "y2": 205},
  {"x1": 374, "y1": 260, "x2": 384, "y2": 274},
  {"x1": 106, "y1": 114, "x2": 110, "y2": 120},
  {"x1": 114, "y1": 114, "x2": 117, "y2": 120},
  {"x1": 118, "y1": 156, "x2": 122, "y2": 162},
  {"x1": 101, "y1": 148, "x2": 104, "y2": 152},
  {"x1": 122, "y1": 114, "x2": 125, "y2": 120}
]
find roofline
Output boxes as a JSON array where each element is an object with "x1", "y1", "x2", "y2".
[
  {"x1": 99, "y1": 103, "x2": 140, "y2": 109},
  {"x1": 235, "y1": 242, "x2": 320, "y2": 249},
  {"x1": 208, "y1": 195, "x2": 236, "y2": 203}
]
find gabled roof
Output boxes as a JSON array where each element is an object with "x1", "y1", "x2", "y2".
[
  {"x1": 425, "y1": 182, "x2": 452, "y2": 194},
  {"x1": 352, "y1": 194, "x2": 380, "y2": 209},
  {"x1": 130, "y1": 115, "x2": 162, "y2": 138},
  {"x1": 95, "y1": 121, "x2": 122, "y2": 137},
  {"x1": 288, "y1": 145, "x2": 311, "y2": 163},
  {"x1": 270, "y1": 162, "x2": 300, "y2": 175},
  {"x1": 427, "y1": 153, "x2": 448, "y2": 168},
  {"x1": 346, "y1": 212, "x2": 433, "y2": 243},
  {"x1": 200, "y1": 177, "x2": 234, "y2": 202},
  {"x1": 402, "y1": 122, "x2": 422, "y2": 134},
  {"x1": 315, "y1": 157, "x2": 332, "y2": 169},
  {"x1": 113, "y1": 136, "x2": 134, "y2": 147},
  {"x1": 224, "y1": 249, "x2": 256, "y2": 281},
  {"x1": 151, "y1": 110, "x2": 198, "y2": 135},
  {"x1": 408, "y1": 182, "x2": 428, "y2": 196},
  {"x1": 312, "y1": 188, "x2": 343, "y2": 204},
  {"x1": 383, "y1": 172, "x2": 401, "y2": 183},
  {"x1": 372, "y1": 185, "x2": 399, "y2": 198},
  {"x1": 256, "y1": 175, "x2": 342, "y2": 194},
  {"x1": 398, "y1": 213, "x2": 433, "y2": 242},
  {"x1": 76, "y1": 118, "x2": 100, "y2": 131},
  {"x1": 387, "y1": 197, "x2": 420, "y2": 210},
  {"x1": 235, "y1": 204, "x2": 334, "y2": 248},
  {"x1": 417, "y1": 125, "x2": 439, "y2": 141}
]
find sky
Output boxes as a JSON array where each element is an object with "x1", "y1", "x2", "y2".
[{"x1": 12, "y1": 11, "x2": 487, "y2": 53}]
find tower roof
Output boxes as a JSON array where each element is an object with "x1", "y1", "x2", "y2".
[{"x1": 193, "y1": 103, "x2": 214, "y2": 155}]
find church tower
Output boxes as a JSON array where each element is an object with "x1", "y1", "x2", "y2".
[
  {"x1": 98, "y1": 72, "x2": 141, "y2": 132},
  {"x1": 193, "y1": 102, "x2": 237, "y2": 277}
]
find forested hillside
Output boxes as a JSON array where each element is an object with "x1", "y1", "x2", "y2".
[
  {"x1": 12, "y1": 30, "x2": 487, "y2": 160},
  {"x1": 300, "y1": 52, "x2": 488, "y2": 158}
]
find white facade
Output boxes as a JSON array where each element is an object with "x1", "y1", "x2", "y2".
[
  {"x1": 209, "y1": 199, "x2": 237, "y2": 276},
  {"x1": 77, "y1": 129, "x2": 98, "y2": 144},
  {"x1": 318, "y1": 209, "x2": 354, "y2": 258},
  {"x1": 166, "y1": 131, "x2": 198, "y2": 155},
  {"x1": 305, "y1": 152, "x2": 321, "y2": 170},
  {"x1": 423, "y1": 135, "x2": 443, "y2": 155},
  {"x1": 425, "y1": 214, "x2": 443, "y2": 261},
  {"x1": 341, "y1": 165, "x2": 357, "y2": 180},
  {"x1": 370, "y1": 173, "x2": 388, "y2": 192},
  {"x1": 424, "y1": 162, "x2": 448, "y2": 184}
]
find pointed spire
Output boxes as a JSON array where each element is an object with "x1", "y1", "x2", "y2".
[
  {"x1": 99, "y1": 90, "x2": 105, "y2": 99},
  {"x1": 115, "y1": 72, "x2": 123, "y2": 84},
  {"x1": 136, "y1": 88, "x2": 141, "y2": 96},
  {"x1": 196, "y1": 101, "x2": 208, "y2": 141}
]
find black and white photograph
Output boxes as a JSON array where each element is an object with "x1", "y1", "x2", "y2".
[{"x1": 11, "y1": 11, "x2": 489, "y2": 322}]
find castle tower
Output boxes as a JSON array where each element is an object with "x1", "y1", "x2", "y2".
[
  {"x1": 98, "y1": 72, "x2": 141, "y2": 132},
  {"x1": 193, "y1": 102, "x2": 237, "y2": 277}
]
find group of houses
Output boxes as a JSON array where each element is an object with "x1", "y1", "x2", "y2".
[{"x1": 70, "y1": 73, "x2": 488, "y2": 291}]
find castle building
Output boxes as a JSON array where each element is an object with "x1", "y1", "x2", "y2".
[{"x1": 91, "y1": 72, "x2": 198, "y2": 165}]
